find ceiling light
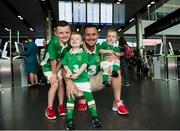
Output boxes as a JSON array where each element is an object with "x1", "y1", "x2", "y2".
[
  {"x1": 17, "y1": 15, "x2": 23, "y2": 20},
  {"x1": 4, "y1": 28, "x2": 10, "y2": 31},
  {"x1": 129, "y1": 18, "x2": 135, "y2": 22},
  {"x1": 29, "y1": 28, "x2": 34, "y2": 31},
  {"x1": 98, "y1": 28, "x2": 101, "y2": 32},
  {"x1": 118, "y1": 28, "x2": 122, "y2": 32},
  {"x1": 41, "y1": 0, "x2": 46, "y2": 1},
  {"x1": 151, "y1": 1, "x2": 155, "y2": 5},
  {"x1": 118, "y1": 0, "x2": 122, "y2": 1},
  {"x1": 147, "y1": 4, "x2": 151, "y2": 7},
  {"x1": 116, "y1": 2, "x2": 120, "y2": 4},
  {"x1": 80, "y1": 0, "x2": 84, "y2": 2},
  {"x1": 77, "y1": 28, "x2": 79, "y2": 32}
]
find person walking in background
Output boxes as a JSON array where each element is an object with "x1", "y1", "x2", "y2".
[
  {"x1": 41, "y1": 21, "x2": 71, "y2": 119},
  {"x1": 119, "y1": 36, "x2": 131, "y2": 86},
  {"x1": 99, "y1": 27, "x2": 121, "y2": 87},
  {"x1": 62, "y1": 32, "x2": 102, "y2": 130},
  {"x1": 20, "y1": 36, "x2": 39, "y2": 87}
]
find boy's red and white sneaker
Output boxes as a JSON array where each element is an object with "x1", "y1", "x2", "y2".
[
  {"x1": 58, "y1": 104, "x2": 66, "y2": 116},
  {"x1": 45, "y1": 107, "x2": 56, "y2": 119},
  {"x1": 112, "y1": 100, "x2": 129, "y2": 115},
  {"x1": 78, "y1": 103, "x2": 87, "y2": 111}
]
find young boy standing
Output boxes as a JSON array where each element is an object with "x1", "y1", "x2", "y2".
[
  {"x1": 62, "y1": 32, "x2": 102, "y2": 130},
  {"x1": 41, "y1": 21, "x2": 71, "y2": 119}
]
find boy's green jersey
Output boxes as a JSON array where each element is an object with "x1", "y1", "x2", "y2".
[
  {"x1": 41, "y1": 35, "x2": 70, "y2": 72},
  {"x1": 62, "y1": 49, "x2": 89, "y2": 83}
]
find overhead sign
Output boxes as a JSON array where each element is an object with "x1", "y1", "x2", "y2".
[
  {"x1": 59, "y1": 1, "x2": 72, "y2": 22},
  {"x1": 114, "y1": 4, "x2": 125, "y2": 24},
  {"x1": 87, "y1": 2, "x2": 99, "y2": 23},
  {"x1": 73, "y1": 2, "x2": 86, "y2": 23},
  {"x1": 100, "y1": 3, "x2": 113, "y2": 24}
]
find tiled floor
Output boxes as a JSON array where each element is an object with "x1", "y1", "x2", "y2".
[{"x1": 0, "y1": 77, "x2": 180, "y2": 130}]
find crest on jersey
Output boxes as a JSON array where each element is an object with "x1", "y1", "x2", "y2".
[
  {"x1": 78, "y1": 55, "x2": 82, "y2": 61},
  {"x1": 96, "y1": 56, "x2": 100, "y2": 62}
]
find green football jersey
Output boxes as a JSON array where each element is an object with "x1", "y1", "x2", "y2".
[
  {"x1": 100, "y1": 41, "x2": 120, "y2": 61},
  {"x1": 83, "y1": 44, "x2": 101, "y2": 76},
  {"x1": 62, "y1": 49, "x2": 89, "y2": 83},
  {"x1": 41, "y1": 35, "x2": 70, "y2": 72}
]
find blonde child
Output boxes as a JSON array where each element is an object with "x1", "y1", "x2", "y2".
[
  {"x1": 62, "y1": 32, "x2": 102, "y2": 130},
  {"x1": 99, "y1": 27, "x2": 121, "y2": 87}
]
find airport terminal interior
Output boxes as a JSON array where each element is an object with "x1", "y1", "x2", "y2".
[{"x1": 0, "y1": 0, "x2": 180, "y2": 130}]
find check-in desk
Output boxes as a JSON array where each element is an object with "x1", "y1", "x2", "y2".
[
  {"x1": 0, "y1": 58, "x2": 28, "y2": 88},
  {"x1": 13, "y1": 59, "x2": 28, "y2": 87},
  {"x1": 153, "y1": 55, "x2": 178, "y2": 80},
  {"x1": 0, "y1": 59, "x2": 12, "y2": 88}
]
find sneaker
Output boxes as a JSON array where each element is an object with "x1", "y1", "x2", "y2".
[
  {"x1": 58, "y1": 104, "x2": 66, "y2": 116},
  {"x1": 45, "y1": 107, "x2": 56, "y2": 119},
  {"x1": 112, "y1": 101, "x2": 129, "y2": 115},
  {"x1": 66, "y1": 119, "x2": 75, "y2": 130},
  {"x1": 92, "y1": 116, "x2": 102, "y2": 128},
  {"x1": 123, "y1": 83, "x2": 131, "y2": 87},
  {"x1": 103, "y1": 81, "x2": 110, "y2": 87},
  {"x1": 78, "y1": 103, "x2": 87, "y2": 111},
  {"x1": 111, "y1": 70, "x2": 119, "y2": 77}
]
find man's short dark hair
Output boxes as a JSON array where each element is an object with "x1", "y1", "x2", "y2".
[{"x1": 83, "y1": 24, "x2": 98, "y2": 33}]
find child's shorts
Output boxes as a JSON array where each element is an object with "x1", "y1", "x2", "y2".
[
  {"x1": 100, "y1": 60, "x2": 115, "y2": 70},
  {"x1": 43, "y1": 69, "x2": 62, "y2": 81}
]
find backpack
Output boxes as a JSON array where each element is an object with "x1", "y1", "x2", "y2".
[{"x1": 123, "y1": 45, "x2": 135, "y2": 59}]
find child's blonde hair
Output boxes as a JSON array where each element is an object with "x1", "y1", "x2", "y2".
[{"x1": 106, "y1": 27, "x2": 118, "y2": 36}]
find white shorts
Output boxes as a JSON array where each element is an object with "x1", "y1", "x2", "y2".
[
  {"x1": 74, "y1": 82, "x2": 91, "y2": 93},
  {"x1": 100, "y1": 60, "x2": 115, "y2": 70},
  {"x1": 43, "y1": 69, "x2": 62, "y2": 81}
]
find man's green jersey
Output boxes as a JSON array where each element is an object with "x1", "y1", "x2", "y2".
[
  {"x1": 99, "y1": 41, "x2": 120, "y2": 61},
  {"x1": 83, "y1": 44, "x2": 101, "y2": 76},
  {"x1": 62, "y1": 49, "x2": 89, "y2": 83},
  {"x1": 41, "y1": 35, "x2": 70, "y2": 72}
]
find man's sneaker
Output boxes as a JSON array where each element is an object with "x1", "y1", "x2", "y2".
[
  {"x1": 92, "y1": 116, "x2": 102, "y2": 128},
  {"x1": 123, "y1": 82, "x2": 131, "y2": 87},
  {"x1": 111, "y1": 70, "x2": 119, "y2": 77},
  {"x1": 103, "y1": 81, "x2": 110, "y2": 87},
  {"x1": 78, "y1": 103, "x2": 87, "y2": 111},
  {"x1": 112, "y1": 101, "x2": 129, "y2": 115},
  {"x1": 66, "y1": 119, "x2": 75, "y2": 130},
  {"x1": 58, "y1": 104, "x2": 66, "y2": 116},
  {"x1": 45, "y1": 107, "x2": 56, "y2": 119}
]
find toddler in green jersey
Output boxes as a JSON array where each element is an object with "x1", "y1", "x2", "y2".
[
  {"x1": 99, "y1": 27, "x2": 121, "y2": 87},
  {"x1": 62, "y1": 32, "x2": 102, "y2": 130}
]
